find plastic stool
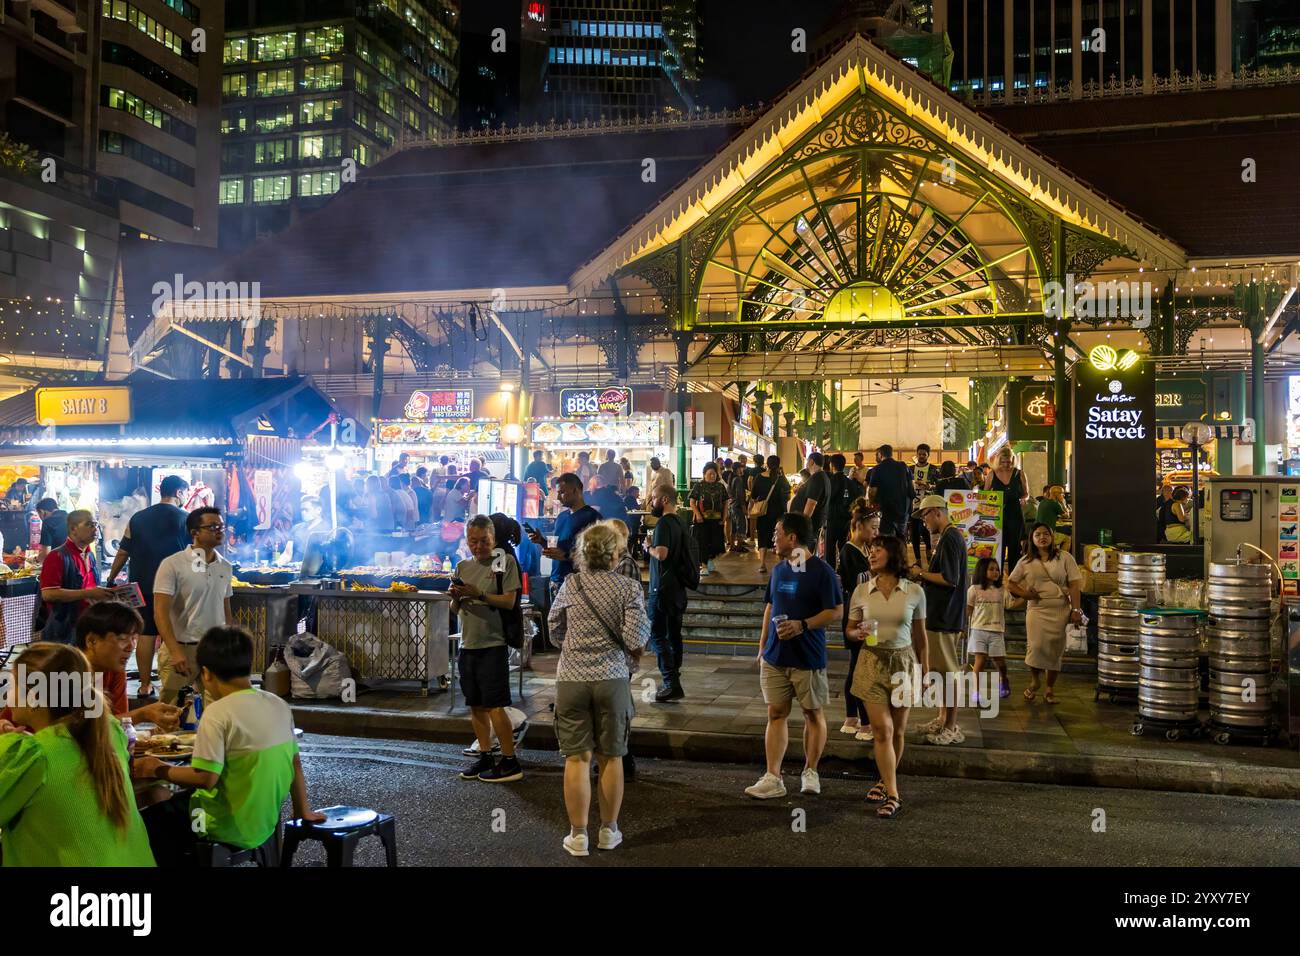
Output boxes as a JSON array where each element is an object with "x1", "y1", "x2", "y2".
[
  {"x1": 196, "y1": 830, "x2": 280, "y2": 867},
  {"x1": 280, "y1": 805, "x2": 397, "y2": 867}
]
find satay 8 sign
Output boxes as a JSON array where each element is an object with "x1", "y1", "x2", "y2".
[{"x1": 1071, "y1": 346, "x2": 1156, "y2": 553}]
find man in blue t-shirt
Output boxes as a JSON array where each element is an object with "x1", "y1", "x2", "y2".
[
  {"x1": 746, "y1": 512, "x2": 843, "y2": 801},
  {"x1": 525, "y1": 473, "x2": 599, "y2": 599}
]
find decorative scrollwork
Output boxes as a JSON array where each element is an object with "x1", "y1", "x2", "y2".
[
  {"x1": 1063, "y1": 228, "x2": 1130, "y2": 280},
  {"x1": 793, "y1": 98, "x2": 938, "y2": 162}
]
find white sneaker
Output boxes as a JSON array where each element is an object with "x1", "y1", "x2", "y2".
[
  {"x1": 563, "y1": 833, "x2": 590, "y2": 857},
  {"x1": 744, "y1": 772, "x2": 787, "y2": 799},
  {"x1": 839, "y1": 720, "x2": 860, "y2": 735},
  {"x1": 923, "y1": 716, "x2": 943, "y2": 734},
  {"x1": 597, "y1": 826, "x2": 623, "y2": 850},
  {"x1": 800, "y1": 768, "x2": 821, "y2": 795},
  {"x1": 925, "y1": 727, "x2": 961, "y2": 746},
  {"x1": 855, "y1": 727, "x2": 875, "y2": 742}
]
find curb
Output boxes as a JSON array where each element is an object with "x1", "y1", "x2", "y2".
[{"x1": 291, "y1": 704, "x2": 1300, "y2": 800}]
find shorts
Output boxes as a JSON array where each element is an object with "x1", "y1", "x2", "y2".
[
  {"x1": 759, "y1": 661, "x2": 829, "y2": 711},
  {"x1": 850, "y1": 645, "x2": 919, "y2": 707},
  {"x1": 555, "y1": 678, "x2": 634, "y2": 757},
  {"x1": 459, "y1": 644, "x2": 512, "y2": 709},
  {"x1": 929, "y1": 630, "x2": 963, "y2": 675},
  {"x1": 967, "y1": 628, "x2": 1007, "y2": 657},
  {"x1": 157, "y1": 642, "x2": 211, "y2": 709}
]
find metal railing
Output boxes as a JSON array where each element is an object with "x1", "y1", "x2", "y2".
[{"x1": 962, "y1": 66, "x2": 1300, "y2": 109}]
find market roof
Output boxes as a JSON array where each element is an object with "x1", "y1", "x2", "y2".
[{"x1": 0, "y1": 375, "x2": 355, "y2": 446}]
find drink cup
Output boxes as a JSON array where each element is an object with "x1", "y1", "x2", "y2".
[
  {"x1": 865, "y1": 618, "x2": 879, "y2": 647},
  {"x1": 771, "y1": 614, "x2": 788, "y2": 638}
]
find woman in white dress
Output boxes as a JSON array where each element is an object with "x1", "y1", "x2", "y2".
[{"x1": 1006, "y1": 522, "x2": 1082, "y2": 704}]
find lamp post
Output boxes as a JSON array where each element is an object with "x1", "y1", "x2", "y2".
[{"x1": 1181, "y1": 421, "x2": 1214, "y2": 544}]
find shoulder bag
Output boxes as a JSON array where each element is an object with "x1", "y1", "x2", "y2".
[
  {"x1": 749, "y1": 474, "x2": 778, "y2": 518},
  {"x1": 570, "y1": 573, "x2": 629, "y2": 653},
  {"x1": 494, "y1": 558, "x2": 525, "y2": 649}
]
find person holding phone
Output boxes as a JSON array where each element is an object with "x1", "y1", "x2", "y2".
[{"x1": 526, "y1": 473, "x2": 600, "y2": 601}]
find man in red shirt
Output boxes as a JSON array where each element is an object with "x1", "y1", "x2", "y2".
[
  {"x1": 39, "y1": 509, "x2": 113, "y2": 643},
  {"x1": 75, "y1": 602, "x2": 181, "y2": 727}
]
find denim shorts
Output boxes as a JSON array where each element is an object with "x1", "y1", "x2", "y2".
[{"x1": 967, "y1": 628, "x2": 1007, "y2": 657}]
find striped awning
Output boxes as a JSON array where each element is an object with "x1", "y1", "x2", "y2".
[{"x1": 1156, "y1": 424, "x2": 1253, "y2": 441}]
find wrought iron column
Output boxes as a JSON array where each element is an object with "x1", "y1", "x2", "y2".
[
  {"x1": 675, "y1": 330, "x2": 689, "y2": 493},
  {"x1": 1051, "y1": 221, "x2": 1068, "y2": 486}
]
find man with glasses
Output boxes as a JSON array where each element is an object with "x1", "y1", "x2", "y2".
[
  {"x1": 39, "y1": 509, "x2": 113, "y2": 644},
  {"x1": 153, "y1": 506, "x2": 234, "y2": 706}
]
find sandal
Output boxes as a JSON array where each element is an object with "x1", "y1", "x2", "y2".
[
  {"x1": 1043, "y1": 690, "x2": 1059, "y2": 705},
  {"x1": 876, "y1": 795, "x2": 903, "y2": 819},
  {"x1": 865, "y1": 782, "x2": 889, "y2": 804},
  {"x1": 1023, "y1": 687, "x2": 1037, "y2": 701}
]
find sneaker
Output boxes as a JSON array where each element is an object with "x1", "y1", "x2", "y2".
[
  {"x1": 462, "y1": 739, "x2": 502, "y2": 757},
  {"x1": 800, "y1": 768, "x2": 821, "y2": 795},
  {"x1": 478, "y1": 756, "x2": 524, "y2": 783},
  {"x1": 458, "y1": 753, "x2": 496, "y2": 780},
  {"x1": 925, "y1": 727, "x2": 961, "y2": 746},
  {"x1": 597, "y1": 825, "x2": 623, "y2": 850},
  {"x1": 563, "y1": 833, "x2": 590, "y2": 857},
  {"x1": 923, "y1": 716, "x2": 943, "y2": 734},
  {"x1": 839, "y1": 720, "x2": 861, "y2": 735},
  {"x1": 855, "y1": 727, "x2": 875, "y2": 742},
  {"x1": 744, "y1": 772, "x2": 787, "y2": 799},
  {"x1": 700, "y1": 565, "x2": 712, "y2": 576},
  {"x1": 1000, "y1": 681, "x2": 1011, "y2": 700}
]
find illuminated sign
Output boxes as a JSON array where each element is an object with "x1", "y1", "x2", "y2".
[
  {"x1": 560, "y1": 386, "x2": 632, "y2": 418},
  {"x1": 1089, "y1": 344, "x2": 1140, "y2": 372},
  {"x1": 404, "y1": 389, "x2": 473, "y2": 420},
  {"x1": 526, "y1": 2, "x2": 545, "y2": 22},
  {"x1": 35, "y1": 387, "x2": 132, "y2": 426}
]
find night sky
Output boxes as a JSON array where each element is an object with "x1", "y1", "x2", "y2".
[{"x1": 698, "y1": 0, "x2": 847, "y2": 108}]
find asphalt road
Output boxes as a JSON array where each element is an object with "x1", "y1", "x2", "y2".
[{"x1": 291, "y1": 734, "x2": 1300, "y2": 867}]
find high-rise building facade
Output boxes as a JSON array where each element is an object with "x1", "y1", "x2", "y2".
[
  {"x1": 98, "y1": 0, "x2": 225, "y2": 244},
  {"x1": 542, "y1": 0, "x2": 701, "y2": 122},
  {"x1": 459, "y1": 0, "x2": 548, "y2": 130},
  {"x1": 219, "y1": 0, "x2": 460, "y2": 249}
]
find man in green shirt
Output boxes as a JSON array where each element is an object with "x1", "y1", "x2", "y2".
[
  {"x1": 134, "y1": 626, "x2": 324, "y2": 861},
  {"x1": 1036, "y1": 485, "x2": 1069, "y2": 545}
]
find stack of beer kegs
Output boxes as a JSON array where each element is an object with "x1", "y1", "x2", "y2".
[
  {"x1": 1135, "y1": 609, "x2": 1202, "y2": 738},
  {"x1": 1096, "y1": 595, "x2": 1143, "y2": 699},
  {"x1": 1206, "y1": 562, "x2": 1273, "y2": 741},
  {"x1": 1117, "y1": 552, "x2": 1165, "y2": 606}
]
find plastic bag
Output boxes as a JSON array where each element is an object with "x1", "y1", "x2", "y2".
[
  {"x1": 283, "y1": 633, "x2": 353, "y2": 699},
  {"x1": 1065, "y1": 616, "x2": 1089, "y2": 655}
]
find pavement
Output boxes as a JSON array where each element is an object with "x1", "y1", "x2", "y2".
[
  {"x1": 291, "y1": 735, "x2": 1300, "y2": 866},
  {"x1": 288, "y1": 651, "x2": 1300, "y2": 801}
]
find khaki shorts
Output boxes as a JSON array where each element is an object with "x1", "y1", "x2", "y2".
[
  {"x1": 851, "y1": 646, "x2": 919, "y2": 707},
  {"x1": 157, "y1": 642, "x2": 211, "y2": 708},
  {"x1": 759, "y1": 661, "x2": 829, "y2": 711},
  {"x1": 929, "y1": 630, "x2": 963, "y2": 675},
  {"x1": 555, "y1": 678, "x2": 634, "y2": 757}
]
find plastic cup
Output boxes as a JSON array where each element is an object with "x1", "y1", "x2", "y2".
[{"x1": 864, "y1": 618, "x2": 879, "y2": 647}]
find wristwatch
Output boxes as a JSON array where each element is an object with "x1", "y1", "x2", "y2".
[{"x1": 800, "y1": 619, "x2": 808, "y2": 633}]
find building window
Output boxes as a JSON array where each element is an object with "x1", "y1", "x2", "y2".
[
  {"x1": 404, "y1": 107, "x2": 420, "y2": 132},
  {"x1": 255, "y1": 32, "x2": 296, "y2": 62},
  {"x1": 352, "y1": 142, "x2": 372, "y2": 166},
  {"x1": 304, "y1": 63, "x2": 343, "y2": 91},
  {"x1": 378, "y1": 89, "x2": 397, "y2": 116},
  {"x1": 99, "y1": 130, "x2": 195, "y2": 185},
  {"x1": 224, "y1": 37, "x2": 249, "y2": 64},
  {"x1": 160, "y1": 0, "x2": 200, "y2": 24},
  {"x1": 253, "y1": 138, "x2": 293, "y2": 165},
  {"x1": 300, "y1": 98, "x2": 343, "y2": 124},
  {"x1": 219, "y1": 178, "x2": 244, "y2": 205},
  {"x1": 224, "y1": 73, "x2": 248, "y2": 98},
  {"x1": 354, "y1": 104, "x2": 372, "y2": 130},
  {"x1": 101, "y1": 0, "x2": 197, "y2": 62},
  {"x1": 300, "y1": 133, "x2": 343, "y2": 160},
  {"x1": 376, "y1": 52, "x2": 397, "y2": 82},
  {"x1": 303, "y1": 26, "x2": 345, "y2": 57},
  {"x1": 221, "y1": 109, "x2": 247, "y2": 134},
  {"x1": 354, "y1": 68, "x2": 372, "y2": 95},
  {"x1": 255, "y1": 69, "x2": 294, "y2": 96},
  {"x1": 405, "y1": 71, "x2": 420, "y2": 94},
  {"x1": 298, "y1": 170, "x2": 340, "y2": 197},
  {"x1": 252, "y1": 175, "x2": 292, "y2": 202},
  {"x1": 374, "y1": 121, "x2": 393, "y2": 145},
  {"x1": 255, "y1": 104, "x2": 294, "y2": 132},
  {"x1": 355, "y1": 34, "x2": 372, "y2": 64}
]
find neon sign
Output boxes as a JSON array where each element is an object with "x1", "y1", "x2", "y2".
[{"x1": 1089, "y1": 344, "x2": 1140, "y2": 372}]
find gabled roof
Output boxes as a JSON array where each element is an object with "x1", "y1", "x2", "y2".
[{"x1": 571, "y1": 34, "x2": 1189, "y2": 293}]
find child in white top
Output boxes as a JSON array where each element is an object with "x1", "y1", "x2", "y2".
[{"x1": 965, "y1": 557, "x2": 1018, "y2": 701}]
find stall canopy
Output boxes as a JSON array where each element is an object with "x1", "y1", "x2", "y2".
[{"x1": 0, "y1": 375, "x2": 362, "y2": 460}]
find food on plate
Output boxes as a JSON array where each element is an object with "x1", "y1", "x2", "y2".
[
  {"x1": 969, "y1": 520, "x2": 998, "y2": 539},
  {"x1": 947, "y1": 492, "x2": 965, "y2": 505},
  {"x1": 379, "y1": 424, "x2": 403, "y2": 442},
  {"x1": 388, "y1": 581, "x2": 417, "y2": 592},
  {"x1": 586, "y1": 421, "x2": 611, "y2": 441},
  {"x1": 534, "y1": 422, "x2": 563, "y2": 443},
  {"x1": 967, "y1": 542, "x2": 996, "y2": 559},
  {"x1": 403, "y1": 425, "x2": 424, "y2": 442},
  {"x1": 561, "y1": 422, "x2": 587, "y2": 442}
]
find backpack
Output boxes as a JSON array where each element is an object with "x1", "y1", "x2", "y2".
[{"x1": 494, "y1": 556, "x2": 525, "y2": 649}]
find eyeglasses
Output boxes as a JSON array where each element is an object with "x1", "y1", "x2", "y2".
[{"x1": 198, "y1": 523, "x2": 225, "y2": 532}]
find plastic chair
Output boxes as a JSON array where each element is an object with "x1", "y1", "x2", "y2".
[
  {"x1": 195, "y1": 829, "x2": 281, "y2": 867},
  {"x1": 281, "y1": 806, "x2": 397, "y2": 867}
]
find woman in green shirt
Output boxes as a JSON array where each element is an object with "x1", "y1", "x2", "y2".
[{"x1": 0, "y1": 642, "x2": 154, "y2": 867}]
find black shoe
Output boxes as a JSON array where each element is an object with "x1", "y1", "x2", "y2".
[
  {"x1": 479, "y1": 756, "x2": 524, "y2": 783},
  {"x1": 458, "y1": 753, "x2": 496, "y2": 780},
  {"x1": 623, "y1": 753, "x2": 637, "y2": 780},
  {"x1": 654, "y1": 684, "x2": 685, "y2": 702}
]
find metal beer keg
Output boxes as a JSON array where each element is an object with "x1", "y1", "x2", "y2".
[
  {"x1": 1096, "y1": 595, "x2": 1142, "y2": 696},
  {"x1": 1205, "y1": 562, "x2": 1273, "y2": 739},
  {"x1": 1135, "y1": 610, "x2": 1201, "y2": 733},
  {"x1": 1117, "y1": 552, "x2": 1166, "y2": 605}
]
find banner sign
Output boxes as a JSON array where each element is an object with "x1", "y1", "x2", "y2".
[
  {"x1": 1280, "y1": 484, "x2": 1299, "y2": 597},
  {"x1": 1007, "y1": 381, "x2": 1055, "y2": 442},
  {"x1": 1072, "y1": 349, "x2": 1156, "y2": 552},
  {"x1": 944, "y1": 488, "x2": 1004, "y2": 573},
  {"x1": 1155, "y1": 377, "x2": 1209, "y2": 423},
  {"x1": 404, "y1": 389, "x2": 473, "y2": 420},
  {"x1": 560, "y1": 386, "x2": 632, "y2": 418},
  {"x1": 35, "y1": 386, "x2": 132, "y2": 426},
  {"x1": 376, "y1": 420, "x2": 500, "y2": 444},
  {"x1": 531, "y1": 417, "x2": 661, "y2": 445}
]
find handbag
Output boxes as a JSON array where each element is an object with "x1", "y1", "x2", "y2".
[
  {"x1": 495, "y1": 563, "x2": 525, "y2": 649},
  {"x1": 749, "y1": 476, "x2": 778, "y2": 518}
]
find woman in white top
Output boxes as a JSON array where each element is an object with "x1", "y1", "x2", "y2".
[
  {"x1": 846, "y1": 535, "x2": 929, "y2": 820},
  {"x1": 1007, "y1": 522, "x2": 1083, "y2": 704}
]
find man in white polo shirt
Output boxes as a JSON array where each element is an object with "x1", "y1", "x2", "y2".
[{"x1": 153, "y1": 506, "x2": 234, "y2": 706}]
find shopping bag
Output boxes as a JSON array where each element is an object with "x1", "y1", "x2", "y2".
[{"x1": 283, "y1": 633, "x2": 353, "y2": 698}]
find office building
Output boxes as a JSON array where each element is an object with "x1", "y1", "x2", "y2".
[
  {"x1": 219, "y1": 0, "x2": 460, "y2": 249},
  {"x1": 459, "y1": 0, "x2": 548, "y2": 129}
]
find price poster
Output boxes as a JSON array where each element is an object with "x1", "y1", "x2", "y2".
[
  {"x1": 1279, "y1": 485, "x2": 1298, "y2": 596},
  {"x1": 944, "y1": 489, "x2": 1004, "y2": 573}
]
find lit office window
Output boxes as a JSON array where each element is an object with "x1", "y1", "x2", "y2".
[
  {"x1": 303, "y1": 64, "x2": 343, "y2": 91},
  {"x1": 224, "y1": 38, "x2": 249, "y2": 64},
  {"x1": 223, "y1": 73, "x2": 248, "y2": 98},
  {"x1": 255, "y1": 32, "x2": 296, "y2": 61},
  {"x1": 219, "y1": 178, "x2": 244, "y2": 204},
  {"x1": 255, "y1": 69, "x2": 293, "y2": 96},
  {"x1": 298, "y1": 170, "x2": 341, "y2": 197},
  {"x1": 303, "y1": 26, "x2": 345, "y2": 56},
  {"x1": 252, "y1": 174, "x2": 292, "y2": 202},
  {"x1": 301, "y1": 98, "x2": 343, "y2": 124}
]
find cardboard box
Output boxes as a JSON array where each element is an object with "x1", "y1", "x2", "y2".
[
  {"x1": 1081, "y1": 570, "x2": 1118, "y2": 595},
  {"x1": 1083, "y1": 545, "x2": 1118, "y2": 574}
]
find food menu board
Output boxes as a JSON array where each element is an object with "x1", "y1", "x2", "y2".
[
  {"x1": 1280, "y1": 484, "x2": 1298, "y2": 597},
  {"x1": 530, "y1": 417, "x2": 663, "y2": 446},
  {"x1": 944, "y1": 489, "x2": 1004, "y2": 573},
  {"x1": 376, "y1": 420, "x2": 501, "y2": 445},
  {"x1": 403, "y1": 389, "x2": 474, "y2": 420}
]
